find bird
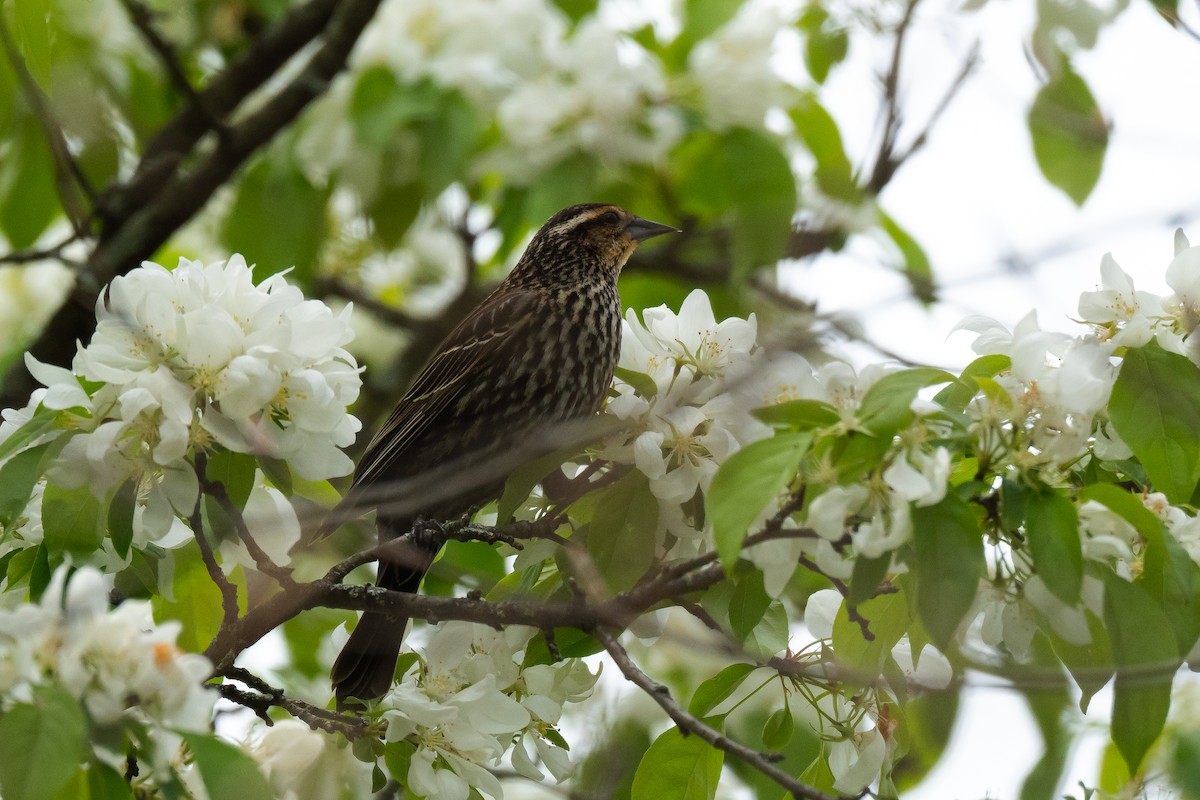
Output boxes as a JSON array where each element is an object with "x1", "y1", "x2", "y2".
[{"x1": 331, "y1": 203, "x2": 678, "y2": 707}]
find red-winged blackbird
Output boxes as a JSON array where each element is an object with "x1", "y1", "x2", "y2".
[{"x1": 331, "y1": 203, "x2": 678, "y2": 706}]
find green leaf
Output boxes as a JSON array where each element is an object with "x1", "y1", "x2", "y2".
[
  {"x1": 847, "y1": 552, "x2": 891, "y2": 607},
  {"x1": 1025, "y1": 488, "x2": 1082, "y2": 603},
  {"x1": 911, "y1": 495, "x2": 985, "y2": 650},
  {"x1": 88, "y1": 764, "x2": 131, "y2": 800},
  {"x1": 728, "y1": 569, "x2": 772, "y2": 642},
  {"x1": 688, "y1": 663, "x2": 756, "y2": 717},
  {"x1": 804, "y1": 25, "x2": 849, "y2": 84},
  {"x1": 41, "y1": 483, "x2": 102, "y2": 558},
  {"x1": 762, "y1": 705, "x2": 795, "y2": 749},
  {"x1": 1108, "y1": 342, "x2": 1200, "y2": 503},
  {"x1": 673, "y1": 128, "x2": 798, "y2": 275},
  {"x1": 1019, "y1": 680, "x2": 1072, "y2": 800},
  {"x1": 1101, "y1": 571, "x2": 1177, "y2": 774},
  {"x1": 350, "y1": 69, "x2": 437, "y2": 147},
  {"x1": 221, "y1": 155, "x2": 330, "y2": 285},
  {"x1": 54, "y1": 762, "x2": 133, "y2": 800},
  {"x1": 751, "y1": 399, "x2": 840, "y2": 430},
  {"x1": 152, "y1": 544, "x2": 242, "y2": 652},
  {"x1": 415, "y1": 90, "x2": 479, "y2": 196},
  {"x1": 933, "y1": 354, "x2": 1012, "y2": 413},
  {"x1": 891, "y1": 691, "x2": 960, "y2": 791},
  {"x1": 1172, "y1": 729, "x2": 1200, "y2": 799},
  {"x1": 365, "y1": 181, "x2": 422, "y2": 248},
  {"x1": 205, "y1": 451, "x2": 258, "y2": 509},
  {"x1": 550, "y1": 0, "x2": 599, "y2": 21},
  {"x1": 1046, "y1": 608, "x2": 1112, "y2": 713},
  {"x1": 878, "y1": 211, "x2": 936, "y2": 303},
  {"x1": 857, "y1": 368, "x2": 955, "y2": 436},
  {"x1": 0, "y1": 405, "x2": 58, "y2": 465},
  {"x1": 613, "y1": 366, "x2": 658, "y2": 400},
  {"x1": 10, "y1": 0, "x2": 53, "y2": 88},
  {"x1": 827, "y1": 431, "x2": 892, "y2": 482},
  {"x1": 382, "y1": 740, "x2": 416, "y2": 783},
  {"x1": 832, "y1": 584, "x2": 911, "y2": 680},
  {"x1": 181, "y1": 733, "x2": 274, "y2": 800},
  {"x1": 742, "y1": 601, "x2": 789, "y2": 658},
  {"x1": 789, "y1": 93, "x2": 858, "y2": 202},
  {"x1": 0, "y1": 116, "x2": 60, "y2": 250},
  {"x1": 707, "y1": 432, "x2": 810, "y2": 569},
  {"x1": 495, "y1": 446, "x2": 575, "y2": 524},
  {"x1": 0, "y1": 443, "x2": 47, "y2": 526},
  {"x1": 680, "y1": 0, "x2": 741, "y2": 47},
  {"x1": 631, "y1": 725, "x2": 724, "y2": 800},
  {"x1": 0, "y1": 685, "x2": 88, "y2": 800},
  {"x1": 1028, "y1": 61, "x2": 1108, "y2": 205},
  {"x1": 107, "y1": 479, "x2": 137, "y2": 559},
  {"x1": 581, "y1": 471, "x2": 658, "y2": 593},
  {"x1": 7, "y1": 542, "x2": 52, "y2": 598}
]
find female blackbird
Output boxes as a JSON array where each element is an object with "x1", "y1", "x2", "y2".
[{"x1": 332, "y1": 203, "x2": 678, "y2": 706}]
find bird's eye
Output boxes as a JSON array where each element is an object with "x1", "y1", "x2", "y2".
[{"x1": 598, "y1": 210, "x2": 620, "y2": 226}]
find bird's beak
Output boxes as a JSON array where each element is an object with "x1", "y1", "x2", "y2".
[{"x1": 626, "y1": 216, "x2": 681, "y2": 242}]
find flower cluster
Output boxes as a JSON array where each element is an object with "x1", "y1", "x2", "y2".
[
  {"x1": 804, "y1": 588, "x2": 951, "y2": 791},
  {"x1": 377, "y1": 622, "x2": 598, "y2": 800},
  {"x1": 12, "y1": 255, "x2": 360, "y2": 542},
  {"x1": 688, "y1": 3, "x2": 793, "y2": 130},
  {"x1": 957, "y1": 230, "x2": 1200, "y2": 472},
  {"x1": 0, "y1": 567, "x2": 213, "y2": 762},
  {"x1": 602, "y1": 289, "x2": 764, "y2": 556},
  {"x1": 350, "y1": 0, "x2": 681, "y2": 181},
  {"x1": 604, "y1": 290, "x2": 952, "y2": 588},
  {"x1": 958, "y1": 232, "x2": 1200, "y2": 658},
  {"x1": 246, "y1": 720, "x2": 373, "y2": 800}
]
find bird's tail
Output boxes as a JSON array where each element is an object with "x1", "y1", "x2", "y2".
[{"x1": 331, "y1": 518, "x2": 441, "y2": 709}]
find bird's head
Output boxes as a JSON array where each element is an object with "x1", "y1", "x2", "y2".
[{"x1": 509, "y1": 203, "x2": 679, "y2": 287}]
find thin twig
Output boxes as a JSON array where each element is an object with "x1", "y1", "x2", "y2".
[
  {"x1": 318, "y1": 277, "x2": 423, "y2": 330},
  {"x1": 198, "y1": 467, "x2": 297, "y2": 587},
  {"x1": 117, "y1": 0, "x2": 228, "y2": 138},
  {"x1": 189, "y1": 460, "x2": 240, "y2": 625},
  {"x1": 214, "y1": 666, "x2": 370, "y2": 739},
  {"x1": 890, "y1": 41, "x2": 980, "y2": 167},
  {"x1": 866, "y1": 0, "x2": 923, "y2": 194},
  {"x1": 596, "y1": 628, "x2": 851, "y2": 800},
  {"x1": 0, "y1": 233, "x2": 83, "y2": 266},
  {"x1": 0, "y1": 0, "x2": 383, "y2": 409},
  {"x1": 0, "y1": 15, "x2": 94, "y2": 233}
]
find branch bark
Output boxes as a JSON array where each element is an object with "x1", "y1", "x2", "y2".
[{"x1": 0, "y1": 0, "x2": 381, "y2": 409}]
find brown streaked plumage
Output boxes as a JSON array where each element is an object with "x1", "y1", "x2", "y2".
[{"x1": 331, "y1": 203, "x2": 678, "y2": 707}]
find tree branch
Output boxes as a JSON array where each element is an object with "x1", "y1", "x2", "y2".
[
  {"x1": 596, "y1": 627, "x2": 854, "y2": 800},
  {"x1": 0, "y1": 0, "x2": 382, "y2": 409},
  {"x1": 214, "y1": 665, "x2": 370, "y2": 739}
]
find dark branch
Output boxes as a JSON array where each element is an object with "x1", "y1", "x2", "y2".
[
  {"x1": 596, "y1": 628, "x2": 852, "y2": 800},
  {"x1": 117, "y1": 0, "x2": 227, "y2": 136},
  {"x1": 0, "y1": 0, "x2": 382, "y2": 409}
]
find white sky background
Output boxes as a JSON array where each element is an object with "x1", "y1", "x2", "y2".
[{"x1": 790, "y1": 0, "x2": 1200, "y2": 797}]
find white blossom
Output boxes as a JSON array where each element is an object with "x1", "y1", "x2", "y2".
[
  {"x1": 804, "y1": 588, "x2": 842, "y2": 639},
  {"x1": 1077, "y1": 253, "x2": 1159, "y2": 346},
  {"x1": 891, "y1": 640, "x2": 952, "y2": 690},
  {"x1": 377, "y1": 622, "x2": 598, "y2": 797},
  {"x1": 0, "y1": 566, "x2": 214, "y2": 738},
  {"x1": 882, "y1": 447, "x2": 950, "y2": 507},
  {"x1": 247, "y1": 720, "x2": 373, "y2": 800},
  {"x1": 828, "y1": 727, "x2": 887, "y2": 793},
  {"x1": 688, "y1": 3, "x2": 790, "y2": 130},
  {"x1": 18, "y1": 256, "x2": 361, "y2": 548}
]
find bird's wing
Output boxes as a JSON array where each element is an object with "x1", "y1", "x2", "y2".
[{"x1": 351, "y1": 288, "x2": 542, "y2": 489}]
